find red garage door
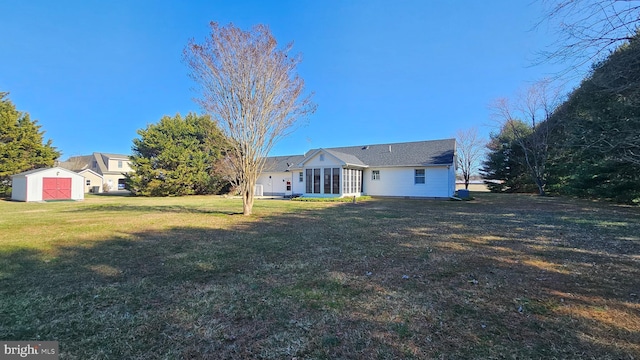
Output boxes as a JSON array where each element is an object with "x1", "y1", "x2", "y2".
[{"x1": 43, "y1": 177, "x2": 72, "y2": 200}]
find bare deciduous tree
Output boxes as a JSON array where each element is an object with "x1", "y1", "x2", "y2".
[
  {"x1": 456, "y1": 127, "x2": 485, "y2": 190},
  {"x1": 538, "y1": 0, "x2": 640, "y2": 73},
  {"x1": 184, "y1": 22, "x2": 316, "y2": 215},
  {"x1": 491, "y1": 79, "x2": 563, "y2": 196}
]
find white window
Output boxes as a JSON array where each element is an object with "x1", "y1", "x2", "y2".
[
  {"x1": 372, "y1": 170, "x2": 380, "y2": 180},
  {"x1": 299, "y1": 172, "x2": 303, "y2": 182},
  {"x1": 319, "y1": 154, "x2": 325, "y2": 161},
  {"x1": 118, "y1": 160, "x2": 123, "y2": 168},
  {"x1": 86, "y1": 179, "x2": 91, "y2": 186},
  {"x1": 415, "y1": 169, "x2": 425, "y2": 184}
]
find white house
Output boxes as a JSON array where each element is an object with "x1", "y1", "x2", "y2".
[
  {"x1": 257, "y1": 139, "x2": 457, "y2": 198},
  {"x1": 11, "y1": 167, "x2": 85, "y2": 202}
]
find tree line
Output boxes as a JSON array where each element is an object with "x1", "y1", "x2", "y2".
[{"x1": 481, "y1": 30, "x2": 640, "y2": 204}]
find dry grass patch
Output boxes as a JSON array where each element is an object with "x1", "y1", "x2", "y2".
[{"x1": 0, "y1": 193, "x2": 639, "y2": 359}]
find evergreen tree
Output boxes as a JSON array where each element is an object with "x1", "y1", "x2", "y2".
[
  {"x1": 125, "y1": 113, "x2": 230, "y2": 196},
  {"x1": 481, "y1": 120, "x2": 538, "y2": 193},
  {"x1": 0, "y1": 92, "x2": 60, "y2": 196},
  {"x1": 547, "y1": 31, "x2": 640, "y2": 203}
]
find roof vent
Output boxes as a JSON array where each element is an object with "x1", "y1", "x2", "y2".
[
  {"x1": 389, "y1": 145, "x2": 392, "y2": 152},
  {"x1": 362, "y1": 146, "x2": 369, "y2": 150}
]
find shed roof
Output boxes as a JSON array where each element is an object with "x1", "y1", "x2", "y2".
[{"x1": 11, "y1": 166, "x2": 85, "y2": 178}]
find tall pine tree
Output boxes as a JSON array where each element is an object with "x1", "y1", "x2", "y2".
[
  {"x1": 481, "y1": 120, "x2": 538, "y2": 193},
  {"x1": 0, "y1": 92, "x2": 60, "y2": 196}
]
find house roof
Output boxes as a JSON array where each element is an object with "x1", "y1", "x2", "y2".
[
  {"x1": 323, "y1": 149, "x2": 367, "y2": 167},
  {"x1": 262, "y1": 155, "x2": 306, "y2": 172},
  {"x1": 100, "y1": 153, "x2": 130, "y2": 160},
  {"x1": 77, "y1": 168, "x2": 103, "y2": 178},
  {"x1": 58, "y1": 152, "x2": 130, "y2": 175},
  {"x1": 58, "y1": 155, "x2": 93, "y2": 171},
  {"x1": 300, "y1": 139, "x2": 456, "y2": 168}
]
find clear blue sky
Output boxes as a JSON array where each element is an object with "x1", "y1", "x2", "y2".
[{"x1": 1, "y1": 1, "x2": 577, "y2": 159}]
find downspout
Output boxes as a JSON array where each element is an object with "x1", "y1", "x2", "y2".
[{"x1": 447, "y1": 165, "x2": 452, "y2": 197}]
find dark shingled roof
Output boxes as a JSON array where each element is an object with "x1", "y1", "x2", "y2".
[
  {"x1": 323, "y1": 149, "x2": 367, "y2": 166},
  {"x1": 58, "y1": 152, "x2": 130, "y2": 175},
  {"x1": 264, "y1": 139, "x2": 456, "y2": 170},
  {"x1": 305, "y1": 139, "x2": 456, "y2": 167},
  {"x1": 262, "y1": 155, "x2": 306, "y2": 172}
]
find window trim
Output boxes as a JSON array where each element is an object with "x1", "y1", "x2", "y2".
[
  {"x1": 414, "y1": 169, "x2": 426, "y2": 184},
  {"x1": 372, "y1": 170, "x2": 380, "y2": 180}
]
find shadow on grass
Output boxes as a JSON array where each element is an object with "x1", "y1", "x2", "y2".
[
  {"x1": 65, "y1": 203, "x2": 243, "y2": 215},
  {"x1": 1, "y1": 194, "x2": 639, "y2": 359}
]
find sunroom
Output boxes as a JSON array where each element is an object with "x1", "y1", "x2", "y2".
[{"x1": 298, "y1": 149, "x2": 366, "y2": 198}]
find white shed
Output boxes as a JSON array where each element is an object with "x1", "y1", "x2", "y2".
[{"x1": 11, "y1": 167, "x2": 85, "y2": 202}]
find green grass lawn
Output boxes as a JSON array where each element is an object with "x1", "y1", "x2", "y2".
[{"x1": 1, "y1": 193, "x2": 639, "y2": 359}]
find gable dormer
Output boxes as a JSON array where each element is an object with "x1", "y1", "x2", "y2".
[{"x1": 298, "y1": 149, "x2": 367, "y2": 169}]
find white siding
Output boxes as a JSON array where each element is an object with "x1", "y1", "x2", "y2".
[
  {"x1": 256, "y1": 171, "x2": 295, "y2": 196},
  {"x1": 10, "y1": 177, "x2": 27, "y2": 201},
  {"x1": 363, "y1": 166, "x2": 453, "y2": 198},
  {"x1": 303, "y1": 152, "x2": 343, "y2": 167},
  {"x1": 447, "y1": 165, "x2": 456, "y2": 196},
  {"x1": 11, "y1": 167, "x2": 85, "y2": 202},
  {"x1": 292, "y1": 170, "x2": 305, "y2": 195},
  {"x1": 26, "y1": 174, "x2": 43, "y2": 201}
]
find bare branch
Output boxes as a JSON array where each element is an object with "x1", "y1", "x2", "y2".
[
  {"x1": 490, "y1": 80, "x2": 564, "y2": 195},
  {"x1": 537, "y1": 0, "x2": 640, "y2": 75},
  {"x1": 184, "y1": 22, "x2": 316, "y2": 215},
  {"x1": 456, "y1": 127, "x2": 486, "y2": 189}
]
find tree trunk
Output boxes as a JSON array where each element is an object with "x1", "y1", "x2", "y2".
[
  {"x1": 242, "y1": 174, "x2": 256, "y2": 215},
  {"x1": 535, "y1": 177, "x2": 546, "y2": 196},
  {"x1": 243, "y1": 188, "x2": 254, "y2": 216}
]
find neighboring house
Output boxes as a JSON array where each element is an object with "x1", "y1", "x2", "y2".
[
  {"x1": 258, "y1": 139, "x2": 456, "y2": 198},
  {"x1": 11, "y1": 167, "x2": 85, "y2": 202},
  {"x1": 58, "y1": 152, "x2": 132, "y2": 193},
  {"x1": 78, "y1": 169, "x2": 103, "y2": 193}
]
